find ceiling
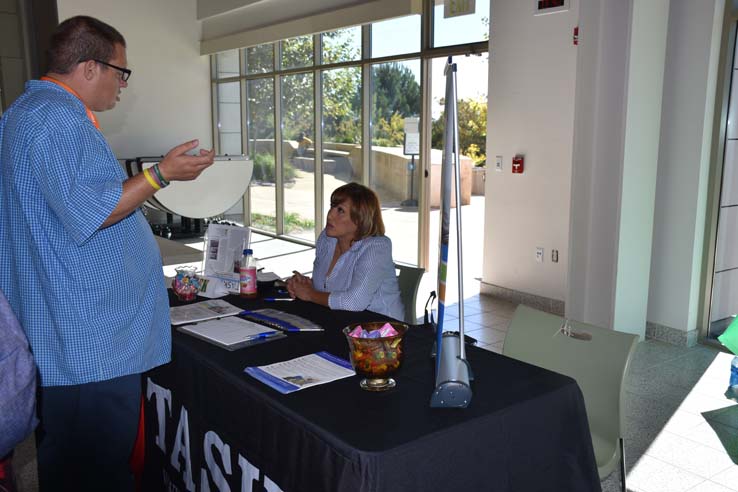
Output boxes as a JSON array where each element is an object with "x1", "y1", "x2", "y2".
[
  {"x1": 198, "y1": 0, "x2": 421, "y2": 54},
  {"x1": 198, "y1": 0, "x2": 377, "y2": 36}
]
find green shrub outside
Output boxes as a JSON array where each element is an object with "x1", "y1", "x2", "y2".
[
  {"x1": 251, "y1": 212, "x2": 314, "y2": 232},
  {"x1": 252, "y1": 152, "x2": 296, "y2": 182}
]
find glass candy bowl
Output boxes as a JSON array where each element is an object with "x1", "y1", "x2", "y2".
[
  {"x1": 343, "y1": 321, "x2": 408, "y2": 391},
  {"x1": 173, "y1": 266, "x2": 200, "y2": 302}
]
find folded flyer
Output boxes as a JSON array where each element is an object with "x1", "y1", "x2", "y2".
[
  {"x1": 245, "y1": 352, "x2": 354, "y2": 394},
  {"x1": 169, "y1": 299, "x2": 242, "y2": 326}
]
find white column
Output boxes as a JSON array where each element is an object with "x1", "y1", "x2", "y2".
[
  {"x1": 568, "y1": 0, "x2": 670, "y2": 338},
  {"x1": 647, "y1": 0, "x2": 724, "y2": 345}
]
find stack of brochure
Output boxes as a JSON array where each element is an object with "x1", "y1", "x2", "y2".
[
  {"x1": 171, "y1": 300, "x2": 286, "y2": 350},
  {"x1": 178, "y1": 316, "x2": 285, "y2": 351},
  {"x1": 245, "y1": 352, "x2": 354, "y2": 394},
  {"x1": 169, "y1": 299, "x2": 242, "y2": 326}
]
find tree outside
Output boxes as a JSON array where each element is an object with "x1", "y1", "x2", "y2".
[
  {"x1": 371, "y1": 62, "x2": 421, "y2": 147},
  {"x1": 431, "y1": 97, "x2": 488, "y2": 166}
]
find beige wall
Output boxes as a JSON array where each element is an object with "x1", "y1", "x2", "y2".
[
  {"x1": 57, "y1": 0, "x2": 212, "y2": 158},
  {"x1": 482, "y1": 0, "x2": 578, "y2": 301}
]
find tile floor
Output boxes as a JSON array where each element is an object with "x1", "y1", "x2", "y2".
[{"x1": 446, "y1": 293, "x2": 738, "y2": 492}]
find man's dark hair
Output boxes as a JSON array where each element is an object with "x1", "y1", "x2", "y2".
[{"x1": 46, "y1": 16, "x2": 126, "y2": 74}]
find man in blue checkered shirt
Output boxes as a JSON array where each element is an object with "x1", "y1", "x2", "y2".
[{"x1": 0, "y1": 16, "x2": 214, "y2": 491}]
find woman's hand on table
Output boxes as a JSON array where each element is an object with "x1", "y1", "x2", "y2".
[
  {"x1": 287, "y1": 271, "x2": 330, "y2": 307},
  {"x1": 287, "y1": 271, "x2": 313, "y2": 300}
]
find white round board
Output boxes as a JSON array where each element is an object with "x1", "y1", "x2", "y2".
[{"x1": 124, "y1": 155, "x2": 252, "y2": 219}]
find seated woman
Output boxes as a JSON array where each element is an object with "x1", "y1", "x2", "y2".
[{"x1": 287, "y1": 182, "x2": 404, "y2": 320}]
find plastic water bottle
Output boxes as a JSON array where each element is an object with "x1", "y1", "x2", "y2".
[
  {"x1": 239, "y1": 249, "x2": 258, "y2": 298},
  {"x1": 727, "y1": 356, "x2": 738, "y2": 401}
]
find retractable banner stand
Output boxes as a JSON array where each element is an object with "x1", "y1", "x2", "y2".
[{"x1": 430, "y1": 57, "x2": 473, "y2": 409}]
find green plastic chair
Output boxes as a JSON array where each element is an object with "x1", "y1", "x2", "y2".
[
  {"x1": 502, "y1": 305, "x2": 638, "y2": 492},
  {"x1": 395, "y1": 263, "x2": 425, "y2": 324}
]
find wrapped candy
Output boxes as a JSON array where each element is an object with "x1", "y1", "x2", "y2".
[
  {"x1": 348, "y1": 325, "x2": 364, "y2": 338},
  {"x1": 348, "y1": 322, "x2": 399, "y2": 339},
  {"x1": 377, "y1": 322, "x2": 399, "y2": 337}
]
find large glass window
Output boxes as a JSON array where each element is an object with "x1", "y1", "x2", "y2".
[
  {"x1": 215, "y1": 50, "x2": 239, "y2": 78},
  {"x1": 216, "y1": 81, "x2": 242, "y2": 155},
  {"x1": 370, "y1": 60, "x2": 421, "y2": 265},
  {"x1": 428, "y1": 54, "x2": 488, "y2": 295},
  {"x1": 371, "y1": 15, "x2": 421, "y2": 58},
  {"x1": 282, "y1": 72, "x2": 315, "y2": 241},
  {"x1": 433, "y1": 0, "x2": 490, "y2": 48},
  {"x1": 430, "y1": 55, "x2": 488, "y2": 168},
  {"x1": 321, "y1": 67, "x2": 362, "y2": 213},
  {"x1": 216, "y1": 79, "x2": 244, "y2": 224},
  {"x1": 281, "y1": 36, "x2": 314, "y2": 70},
  {"x1": 246, "y1": 43, "x2": 274, "y2": 74},
  {"x1": 209, "y1": 3, "x2": 490, "y2": 269},
  {"x1": 247, "y1": 78, "x2": 276, "y2": 232},
  {"x1": 322, "y1": 27, "x2": 361, "y2": 64}
]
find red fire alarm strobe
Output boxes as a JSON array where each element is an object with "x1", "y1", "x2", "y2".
[{"x1": 512, "y1": 155, "x2": 524, "y2": 174}]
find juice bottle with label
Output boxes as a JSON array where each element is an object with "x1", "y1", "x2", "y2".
[{"x1": 239, "y1": 249, "x2": 258, "y2": 298}]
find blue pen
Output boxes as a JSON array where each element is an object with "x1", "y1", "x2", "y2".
[
  {"x1": 263, "y1": 297, "x2": 294, "y2": 302},
  {"x1": 253, "y1": 331, "x2": 279, "y2": 339}
]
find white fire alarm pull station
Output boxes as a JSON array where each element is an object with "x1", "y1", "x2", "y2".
[
  {"x1": 495, "y1": 155, "x2": 503, "y2": 172},
  {"x1": 512, "y1": 154, "x2": 524, "y2": 174}
]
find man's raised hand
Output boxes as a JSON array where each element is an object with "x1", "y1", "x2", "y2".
[{"x1": 158, "y1": 139, "x2": 215, "y2": 182}]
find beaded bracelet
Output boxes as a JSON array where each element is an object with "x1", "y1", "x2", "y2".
[
  {"x1": 152, "y1": 163, "x2": 170, "y2": 187},
  {"x1": 142, "y1": 167, "x2": 161, "y2": 191}
]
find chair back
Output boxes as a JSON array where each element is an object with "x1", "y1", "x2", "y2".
[
  {"x1": 503, "y1": 305, "x2": 638, "y2": 478},
  {"x1": 395, "y1": 263, "x2": 425, "y2": 324}
]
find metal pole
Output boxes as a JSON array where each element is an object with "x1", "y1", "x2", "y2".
[
  {"x1": 451, "y1": 62, "x2": 466, "y2": 361},
  {"x1": 410, "y1": 155, "x2": 415, "y2": 203},
  {"x1": 430, "y1": 56, "x2": 472, "y2": 408},
  {"x1": 435, "y1": 58, "x2": 455, "y2": 371}
]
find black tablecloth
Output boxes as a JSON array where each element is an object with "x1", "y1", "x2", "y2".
[{"x1": 142, "y1": 292, "x2": 601, "y2": 492}]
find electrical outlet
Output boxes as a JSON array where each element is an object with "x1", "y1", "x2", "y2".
[
  {"x1": 495, "y1": 155, "x2": 503, "y2": 172},
  {"x1": 552, "y1": 249, "x2": 559, "y2": 263},
  {"x1": 536, "y1": 247, "x2": 544, "y2": 263}
]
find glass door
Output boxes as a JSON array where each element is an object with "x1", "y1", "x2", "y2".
[
  {"x1": 426, "y1": 53, "x2": 488, "y2": 302},
  {"x1": 708, "y1": 23, "x2": 738, "y2": 342},
  {"x1": 369, "y1": 59, "x2": 422, "y2": 265}
]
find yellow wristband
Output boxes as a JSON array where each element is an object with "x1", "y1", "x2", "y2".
[{"x1": 143, "y1": 168, "x2": 161, "y2": 191}]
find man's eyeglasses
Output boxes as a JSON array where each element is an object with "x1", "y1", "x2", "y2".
[{"x1": 93, "y1": 59, "x2": 132, "y2": 82}]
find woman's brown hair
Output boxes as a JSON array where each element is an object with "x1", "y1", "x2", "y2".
[{"x1": 330, "y1": 182, "x2": 385, "y2": 240}]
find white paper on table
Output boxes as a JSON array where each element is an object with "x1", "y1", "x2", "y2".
[
  {"x1": 177, "y1": 316, "x2": 282, "y2": 350},
  {"x1": 244, "y1": 352, "x2": 355, "y2": 394},
  {"x1": 203, "y1": 224, "x2": 251, "y2": 292},
  {"x1": 169, "y1": 299, "x2": 242, "y2": 325}
]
